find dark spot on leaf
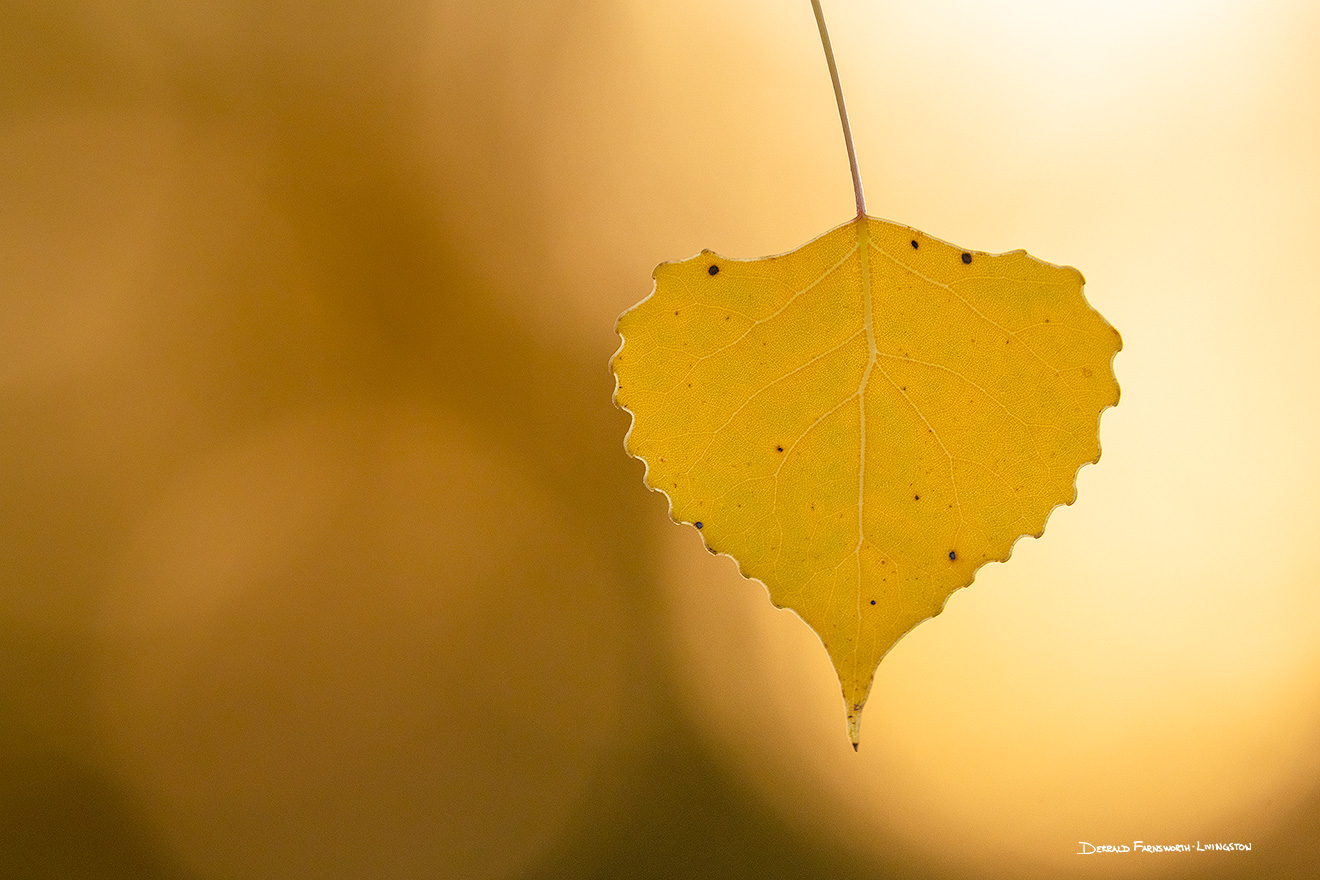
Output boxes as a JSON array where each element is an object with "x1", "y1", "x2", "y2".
[
  {"x1": 674, "y1": 310, "x2": 679, "y2": 315},
  {"x1": 776, "y1": 445, "x2": 784, "y2": 452},
  {"x1": 870, "y1": 599, "x2": 876, "y2": 605},
  {"x1": 948, "y1": 550, "x2": 957, "y2": 561},
  {"x1": 708, "y1": 264, "x2": 719, "y2": 275},
  {"x1": 961, "y1": 252, "x2": 972, "y2": 264},
  {"x1": 708, "y1": 546, "x2": 717, "y2": 554},
  {"x1": 694, "y1": 522, "x2": 703, "y2": 529},
  {"x1": 910, "y1": 240, "x2": 919, "y2": 249},
  {"x1": 914, "y1": 494, "x2": 920, "y2": 500}
]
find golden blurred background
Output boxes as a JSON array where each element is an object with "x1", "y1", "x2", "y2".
[{"x1": 2, "y1": 1, "x2": 1319, "y2": 878}]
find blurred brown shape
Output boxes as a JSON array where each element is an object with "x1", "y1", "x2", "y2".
[
  {"x1": 1, "y1": 2, "x2": 647, "y2": 877},
  {"x1": 97, "y1": 402, "x2": 631, "y2": 880}
]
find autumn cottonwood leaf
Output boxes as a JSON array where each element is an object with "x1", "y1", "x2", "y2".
[
  {"x1": 610, "y1": 1, "x2": 1120, "y2": 747},
  {"x1": 612, "y1": 216, "x2": 1120, "y2": 745}
]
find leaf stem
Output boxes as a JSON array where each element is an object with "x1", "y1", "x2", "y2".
[{"x1": 810, "y1": 0, "x2": 866, "y2": 217}]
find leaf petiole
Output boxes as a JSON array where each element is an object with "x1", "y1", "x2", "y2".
[{"x1": 810, "y1": 0, "x2": 866, "y2": 217}]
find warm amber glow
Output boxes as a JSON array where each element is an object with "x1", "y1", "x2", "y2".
[
  {"x1": 659, "y1": 0, "x2": 1320, "y2": 876},
  {"x1": 2, "y1": 1, "x2": 1317, "y2": 878}
]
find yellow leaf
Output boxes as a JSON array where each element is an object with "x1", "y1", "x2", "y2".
[{"x1": 611, "y1": 215, "x2": 1120, "y2": 745}]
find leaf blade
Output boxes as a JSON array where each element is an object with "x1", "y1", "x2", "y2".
[{"x1": 613, "y1": 215, "x2": 1121, "y2": 745}]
